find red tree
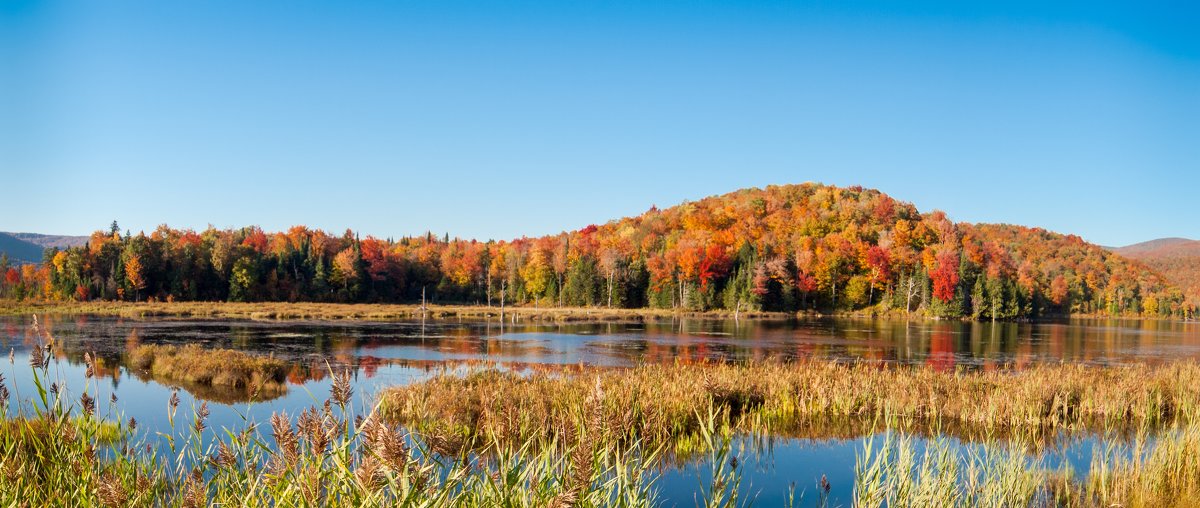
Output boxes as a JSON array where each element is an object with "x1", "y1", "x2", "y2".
[{"x1": 932, "y1": 249, "x2": 960, "y2": 303}]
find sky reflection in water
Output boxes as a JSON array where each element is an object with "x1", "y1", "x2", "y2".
[{"x1": 1, "y1": 315, "x2": 1196, "y2": 505}]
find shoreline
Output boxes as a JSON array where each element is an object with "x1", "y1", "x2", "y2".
[
  {"x1": 0, "y1": 299, "x2": 1182, "y2": 324},
  {"x1": 0, "y1": 300, "x2": 793, "y2": 322}
]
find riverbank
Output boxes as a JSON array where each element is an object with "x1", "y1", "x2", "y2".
[
  {"x1": 0, "y1": 300, "x2": 793, "y2": 322},
  {"x1": 0, "y1": 299, "x2": 1172, "y2": 324}
]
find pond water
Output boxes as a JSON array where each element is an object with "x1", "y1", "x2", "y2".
[{"x1": 1, "y1": 314, "x2": 1197, "y2": 505}]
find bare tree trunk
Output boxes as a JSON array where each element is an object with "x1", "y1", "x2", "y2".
[
  {"x1": 607, "y1": 269, "x2": 614, "y2": 308},
  {"x1": 486, "y1": 267, "x2": 492, "y2": 308},
  {"x1": 904, "y1": 274, "x2": 919, "y2": 318}
]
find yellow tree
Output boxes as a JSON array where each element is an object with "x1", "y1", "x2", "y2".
[
  {"x1": 520, "y1": 247, "x2": 553, "y2": 307},
  {"x1": 125, "y1": 255, "x2": 146, "y2": 301}
]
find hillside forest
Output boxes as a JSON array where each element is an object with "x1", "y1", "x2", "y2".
[{"x1": 1, "y1": 184, "x2": 1191, "y2": 319}]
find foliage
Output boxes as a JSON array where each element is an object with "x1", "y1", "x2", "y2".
[{"x1": 3, "y1": 184, "x2": 1188, "y2": 319}]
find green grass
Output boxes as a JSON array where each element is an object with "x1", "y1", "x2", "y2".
[{"x1": 852, "y1": 422, "x2": 1200, "y2": 508}]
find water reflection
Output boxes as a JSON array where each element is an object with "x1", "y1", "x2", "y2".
[
  {"x1": 1, "y1": 314, "x2": 1197, "y2": 504},
  {"x1": 5, "y1": 315, "x2": 1200, "y2": 406}
]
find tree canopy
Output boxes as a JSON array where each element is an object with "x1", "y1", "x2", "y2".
[{"x1": 3, "y1": 183, "x2": 1189, "y2": 319}]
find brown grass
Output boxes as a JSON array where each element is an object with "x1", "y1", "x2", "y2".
[
  {"x1": 380, "y1": 361, "x2": 1200, "y2": 452},
  {"x1": 0, "y1": 300, "x2": 789, "y2": 322},
  {"x1": 128, "y1": 344, "x2": 289, "y2": 401}
]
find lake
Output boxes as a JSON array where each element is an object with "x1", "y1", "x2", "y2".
[{"x1": 2, "y1": 314, "x2": 1197, "y2": 505}]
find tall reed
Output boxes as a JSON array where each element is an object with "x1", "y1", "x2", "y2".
[
  {"x1": 382, "y1": 361, "x2": 1200, "y2": 452},
  {"x1": 0, "y1": 315, "x2": 753, "y2": 506}
]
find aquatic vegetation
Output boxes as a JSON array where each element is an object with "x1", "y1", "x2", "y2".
[
  {"x1": 0, "y1": 320, "x2": 682, "y2": 507},
  {"x1": 9, "y1": 314, "x2": 1200, "y2": 506},
  {"x1": 0, "y1": 299, "x2": 783, "y2": 322},
  {"x1": 1082, "y1": 423, "x2": 1200, "y2": 508},
  {"x1": 127, "y1": 344, "x2": 289, "y2": 399},
  {"x1": 853, "y1": 432, "x2": 1046, "y2": 507},
  {"x1": 381, "y1": 361, "x2": 1200, "y2": 451},
  {"x1": 852, "y1": 422, "x2": 1200, "y2": 508}
]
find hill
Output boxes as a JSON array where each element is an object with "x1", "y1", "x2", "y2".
[
  {"x1": 0, "y1": 183, "x2": 1188, "y2": 318},
  {"x1": 0, "y1": 233, "x2": 47, "y2": 264},
  {"x1": 4, "y1": 232, "x2": 89, "y2": 250},
  {"x1": 1114, "y1": 238, "x2": 1200, "y2": 306}
]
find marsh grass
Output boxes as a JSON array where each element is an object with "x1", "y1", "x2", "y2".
[
  {"x1": 851, "y1": 421, "x2": 1200, "y2": 508},
  {"x1": 0, "y1": 315, "x2": 751, "y2": 507},
  {"x1": 9, "y1": 312, "x2": 1200, "y2": 506},
  {"x1": 0, "y1": 300, "x2": 786, "y2": 322},
  {"x1": 1082, "y1": 422, "x2": 1200, "y2": 508},
  {"x1": 127, "y1": 344, "x2": 289, "y2": 401},
  {"x1": 381, "y1": 361, "x2": 1200, "y2": 454}
]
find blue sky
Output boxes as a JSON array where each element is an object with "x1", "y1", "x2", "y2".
[{"x1": 1, "y1": 1, "x2": 1196, "y2": 246}]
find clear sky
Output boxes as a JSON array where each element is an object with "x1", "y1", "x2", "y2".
[{"x1": 1, "y1": 1, "x2": 1196, "y2": 247}]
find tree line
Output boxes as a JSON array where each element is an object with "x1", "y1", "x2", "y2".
[{"x1": 1, "y1": 184, "x2": 1191, "y2": 319}]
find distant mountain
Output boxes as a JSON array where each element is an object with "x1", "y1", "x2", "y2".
[
  {"x1": 0, "y1": 232, "x2": 89, "y2": 265},
  {"x1": 0, "y1": 233, "x2": 48, "y2": 264},
  {"x1": 1113, "y1": 238, "x2": 1200, "y2": 305},
  {"x1": 5, "y1": 232, "x2": 90, "y2": 250}
]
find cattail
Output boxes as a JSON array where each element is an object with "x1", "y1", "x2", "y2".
[
  {"x1": 29, "y1": 344, "x2": 44, "y2": 369},
  {"x1": 182, "y1": 476, "x2": 205, "y2": 508},
  {"x1": 296, "y1": 406, "x2": 329, "y2": 455},
  {"x1": 193, "y1": 401, "x2": 210, "y2": 433},
  {"x1": 331, "y1": 370, "x2": 352, "y2": 407},
  {"x1": 354, "y1": 456, "x2": 385, "y2": 492},
  {"x1": 361, "y1": 416, "x2": 410, "y2": 474},
  {"x1": 168, "y1": 389, "x2": 180, "y2": 424},
  {"x1": 271, "y1": 412, "x2": 299, "y2": 467},
  {"x1": 134, "y1": 471, "x2": 151, "y2": 496},
  {"x1": 96, "y1": 471, "x2": 128, "y2": 507},
  {"x1": 60, "y1": 420, "x2": 78, "y2": 443},
  {"x1": 211, "y1": 442, "x2": 237, "y2": 469},
  {"x1": 81, "y1": 392, "x2": 96, "y2": 417}
]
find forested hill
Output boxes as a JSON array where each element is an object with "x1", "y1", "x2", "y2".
[
  {"x1": 1113, "y1": 238, "x2": 1200, "y2": 308},
  {"x1": 1, "y1": 183, "x2": 1189, "y2": 319}
]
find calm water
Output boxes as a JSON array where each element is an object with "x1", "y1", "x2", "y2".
[{"x1": 2, "y1": 315, "x2": 1197, "y2": 505}]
